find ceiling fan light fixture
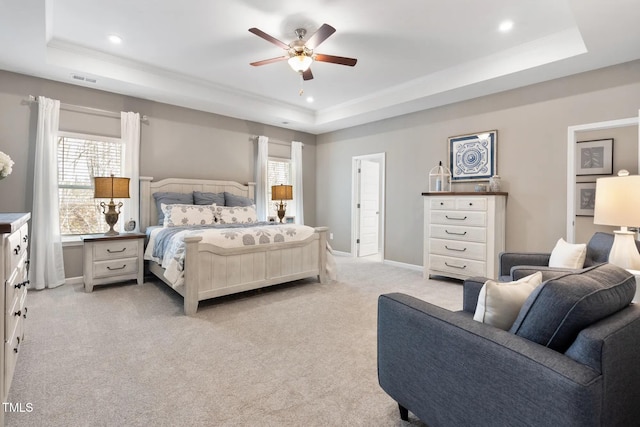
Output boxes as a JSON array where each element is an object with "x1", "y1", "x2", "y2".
[{"x1": 288, "y1": 55, "x2": 313, "y2": 72}]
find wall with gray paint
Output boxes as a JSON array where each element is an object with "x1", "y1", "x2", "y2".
[
  {"x1": 316, "y1": 60, "x2": 640, "y2": 266},
  {"x1": 0, "y1": 71, "x2": 317, "y2": 279}
]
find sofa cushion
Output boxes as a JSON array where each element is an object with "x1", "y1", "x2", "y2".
[
  {"x1": 509, "y1": 263, "x2": 635, "y2": 352},
  {"x1": 548, "y1": 238, "x2": 587, "y2": 269},
  {"x1": 473, "y1": 272, "x2": 542, "y2": 330}
]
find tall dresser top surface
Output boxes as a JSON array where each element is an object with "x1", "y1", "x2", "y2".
[
  {"x1": 421, "y1": 192, "x2": 508, "y2": 197},
  {"x1": 0, "y1": 213, "x2": 31, "y2": 234}
]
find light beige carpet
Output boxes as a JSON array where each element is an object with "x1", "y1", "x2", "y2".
[{"x1": 6, "y1": 256, "x2": 462, "y2": 427}]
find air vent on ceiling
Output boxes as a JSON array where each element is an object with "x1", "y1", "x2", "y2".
[{"x1": 70, "y1": 74, "x2": 97, "y2": 84}]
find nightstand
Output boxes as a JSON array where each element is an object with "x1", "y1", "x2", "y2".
[{"x1": 82, "y1": 233, "x2": 145, "y2": 292}]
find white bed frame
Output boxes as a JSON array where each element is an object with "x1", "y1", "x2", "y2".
[{"x1": 140, "y1": 176, "x2": 328, "y2": 315}]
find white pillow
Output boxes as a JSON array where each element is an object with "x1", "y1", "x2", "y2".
[
  {"x1": 162, "y1": 203, "x2": 217, "y2": 227},
  {"x1": 473, "y1": 272, "x2": 543, "y2": 330},
  {"x1": 548, "y1": 238, "x2": 587, "y2": 269},
  {"x1": 215, "y1": 205, "x2": 257, "y2": 225}
]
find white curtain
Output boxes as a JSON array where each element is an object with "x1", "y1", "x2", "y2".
[
  {"x1": 255, "y1": 136, "x2": 269, "y2": 221},
  {"x1": 121, "y1": 112, "x2": 141, "y2": 231},
  {"x1": 291, "y1": 141, "x2": 304, "y2": 225},
  {"x1": 30, "y1": 96, "x2": 65, "y2": 289}
]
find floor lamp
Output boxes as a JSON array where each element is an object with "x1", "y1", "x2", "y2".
[{"x1": 593, "y1": 173, "x2": 640, "y2": 270}]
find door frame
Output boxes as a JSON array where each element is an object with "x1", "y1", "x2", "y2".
[{"x1": 351, "y1": 152, "x2": 386, "y2": 259}]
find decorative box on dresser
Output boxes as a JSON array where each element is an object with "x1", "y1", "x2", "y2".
[
  {"x1": 82, "y1": 233, "x2": 145, "y2": 292},
  {"x1": 0, "y1": 213, "x2": 30, "y2": 421},
  {"x1": 422, "y1": 192, "x2": 507, "y2": 280}
]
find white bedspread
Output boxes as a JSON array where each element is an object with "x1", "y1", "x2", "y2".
[{"x1": 144, "y1": 224, "x2": 317, "y2": 287}]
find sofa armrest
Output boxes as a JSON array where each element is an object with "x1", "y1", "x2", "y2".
[
  {"x1": 499, "y1": 251, "x2": 550, "y2": 277},
  {"x1": 462, "y1": 276, "x2": 489, "y2": 313},
  {"x1": 511, "y1": 265, "x2": 575, "y2": 281},
  {"x1": 378, "y1": 293, "x2": 602, "y2": 427}
]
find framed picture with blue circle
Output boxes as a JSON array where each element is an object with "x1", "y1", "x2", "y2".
[{"x1": 448, "y1": 130, "x2": 497, "y2": 182}]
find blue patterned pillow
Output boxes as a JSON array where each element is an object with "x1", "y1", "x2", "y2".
[{"x1": 162, "y1": 203, "x2": 217, "y2": 227}]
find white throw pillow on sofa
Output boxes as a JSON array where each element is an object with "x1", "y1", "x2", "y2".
[
  {"x1": 548, "y1": 238, "x2": 587, "y2": 269},
  {"x1": 473, "y1": 272, "x2": 543, "y2": 330}
]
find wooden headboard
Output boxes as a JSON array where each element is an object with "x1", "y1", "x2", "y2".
[{"x1": 139, "y1": 176, "x2": 256, "y2": 231}]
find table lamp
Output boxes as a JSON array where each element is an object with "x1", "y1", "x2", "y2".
[
  {"x1": 272, "y1": 184, "x2": 293, "y2": 223},
  {"x1": 593, "y1": 171, "x2": 640, "y2": 270},
  {"x1": 94, "y1": 174, "x2": 130, "y2": 236}
]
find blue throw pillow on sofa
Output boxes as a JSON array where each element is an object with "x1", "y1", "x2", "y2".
[{"x1": 509, "y1": 263, "x2": 635, "y2": 352}]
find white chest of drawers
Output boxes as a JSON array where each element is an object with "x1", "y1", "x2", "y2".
[
  {"x1": 423, "y1": 193, "x2": 506, "y2": 280},
  {"x1": 82, "y1": 233, "x2": 145, "y2": 292},
  {"x1": 0, "y1": 212, "x2": 30, "y2": 416}
]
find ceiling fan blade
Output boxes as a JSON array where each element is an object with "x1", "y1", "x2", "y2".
[
  {"x1": 302, "y1": 68, "x2": 314, "y2": 81},
  {"x1": 248, "y1": 28, "x2": 290, "y2": 50},
  {"x1": 305, "y1": 24, "x2": 336, "y2": 49},
  {"x1": 314, "y1": 54, "x2": 358, "y2": 67},
  {"x1": 250, "y1": 56, "x2": 288, "y2": 66}
]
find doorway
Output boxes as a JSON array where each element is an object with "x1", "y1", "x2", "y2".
[{"x1": 351, "y1": 153, "x2": 385, "y2": 260}]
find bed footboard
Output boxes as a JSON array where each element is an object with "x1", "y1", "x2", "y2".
[{"x1": 181, "y1": 227, "x2": 329, "y2": 315}]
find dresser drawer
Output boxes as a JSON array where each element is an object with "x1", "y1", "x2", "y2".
[
  {"x1": 430, "y1": 224, "x2": 487, "y2": 243},
  {"x1": 93, "y1": 239, "x2": 140, "y2": 261},
  {"x1": 429, "y1": 239, "x2": 486, "y2": 261},
  {"x1": 5, "y1": 258, "x2": 28, "y2": 314},
  {"x1": 455, "y1": 198, "x2": 487, "y2": 211},
  {"x1": 430, "y1": 198, "x2": 456, "y2": 210},
  {"x1": 430, "y1": 210, "x2": 486, "y2": 227},
  {"x1": 4, "y1": 312, "x2": 23, "y2": 398},
  {"x1": 429, "y1": 254, "x2": 486, "y2": 277},
  {"x1": 5, "y1": 285, "x2": 26, "y2": 345},
  {"x1": 5, "y1": 225, "x2": 28, "y2": 274},
  {"x1": 92, "y1": 257, "x2": 139, "y2": 279}
]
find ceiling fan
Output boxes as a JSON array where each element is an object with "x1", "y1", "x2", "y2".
[{"x1": 248, "y1": 23, "x2": 357, "y2": 81}]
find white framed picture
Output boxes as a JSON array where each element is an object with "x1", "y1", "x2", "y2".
[
  {"x1": 448, "y1": 130, "x2": 497, "y2": 182},
  {"x1": 576, "y1": 139, "x2": 613, "y2": 176},
  {"x1": 575, "y1": 182, "x2": 597, "y2": 216}
]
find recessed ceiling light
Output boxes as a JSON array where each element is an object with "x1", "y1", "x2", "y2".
[
  {"x1": 498, "y1": 20, "x2": 514, "y2": 33},
  {"x1": 306, "y1": 96, "x2": 314, "y2": 103},
  {"x1": 108, "y1": 34, "x2": 123, "y2": 44}
]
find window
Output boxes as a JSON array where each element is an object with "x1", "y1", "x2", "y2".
[
  {"x1": 57, "y1": 132, "x2": 124, "y2": 235},
  {"x1": 267, "y1": 157, "x2": 295, "y2": 218}
]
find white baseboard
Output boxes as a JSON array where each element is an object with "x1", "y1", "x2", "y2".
[
  {"x1": 65, "y1": 276, "x2": 84, "y2": 286},
  {"x1": 383, "y1": 259, "x2": 423, "y2": 272},
  {"x1": 332, "y1": 250, "x2": 352, "y2": 257}
]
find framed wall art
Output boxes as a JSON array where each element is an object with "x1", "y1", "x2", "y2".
[
  {"x1": 575, "y1": 138, "x2": 613, "y2": 176},
  {"x1": 448, "y1": 130, "x2": 497, "y2": 182},
  {"x1": 575, "y1": 182, "x2": 597, "y2": 216}
]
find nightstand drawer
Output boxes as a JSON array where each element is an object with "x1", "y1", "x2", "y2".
[
  {"x1": 92, "y1": 257, "x2": 139, "y2": 279},
  {"x1": 93, "y1": 239, "x2": 140, "y2": 261}
]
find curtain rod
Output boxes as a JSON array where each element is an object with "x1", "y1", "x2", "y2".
[
  {"x1": 26, "y1": 95, "x2": 148, "y2": 122},
  {"x1": 259, "y1": 137, "x2": 304, "y2": 148}
]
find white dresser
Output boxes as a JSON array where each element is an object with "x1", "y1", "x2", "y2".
[
  {"x1": 423, "y1": 193, "x2": 506, "y2": 280},
  {"x1": 0, "y1": 212, "x2": 30, "y2": 418}
]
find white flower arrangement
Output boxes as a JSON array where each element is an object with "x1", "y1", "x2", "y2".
[{"x1": 0, "y1": 151, "x2": 14, "y2": 178}]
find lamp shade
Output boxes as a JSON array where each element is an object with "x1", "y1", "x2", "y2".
[
  {"x1": 288, "y1": 55, "x2": 313, "y2": 72},
  {"x1": 594, "y1": 175, "x2": 640, "y2": 227},
  {"x1": 272, "y1": 184, "x2": 293, "y2": 201},
  {"x1": 94, "y1": 176, "x2": 130, "y2": 199}
]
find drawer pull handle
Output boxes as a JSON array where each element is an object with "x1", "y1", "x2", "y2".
[
  {"x1": 445, "y1": 230, "x2": 467, "y2": 236},
  {"x1": 107, "y1": 247, "x2": 127, "y2": 253},
  {"x1": 107, "y1": 264, "x2": 127, "y2": 271},
  {"x1": 445, "y1": 245, "x2": 467, "y2": 252},
  {"x1": 445, "y1": 215, "x2": 467, "y2": 221},
  {"x1": 23, "y1": 235, "x2": 28, "y2": 242},
  {"x1": 13, "y1": 245, "x2": 20, "y2": 255},
  {"x1": 13, "y1": 348, "x2": 18, "y2": 354},
  {"x1": 23, "y1": 307, "x2": 27, "y2": 318},
  {"x1": 445, "y1": 262, "x2": 467, "y2": 269},
  {"x1": 13, "y1": 310, "x2": 21, "y2": 317}
]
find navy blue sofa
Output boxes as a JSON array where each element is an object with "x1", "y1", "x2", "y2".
[{"x1": 378, "y1": 263, "x2": 640, "y2": 426}]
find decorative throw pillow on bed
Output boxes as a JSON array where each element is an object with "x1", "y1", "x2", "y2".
[
  {"x1": 193, "y1": 191, "x2": 225, "y2": 206},
  {"x1": 153, "y1": 192, "x2": 194, "y2": 225},
  {"x1": 215, "y1": 205, "x2": 257, "y2": 224},
  {"x1": 473, "y1": 272, "x2": 543, "y2": 330},
  {"x1": 162, "y1": 203, "x2": 218, "y2": 227},
  {"x1": 548, "y1": 238, "x2": 587, "y2": 269},
  {"x1": 224, "y1": 192, "x2": 254, "y2": 207}
]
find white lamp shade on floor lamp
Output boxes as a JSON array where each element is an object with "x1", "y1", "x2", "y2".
[{"x1": 594, "y1": 174, "x2": 640, "y2": 270}]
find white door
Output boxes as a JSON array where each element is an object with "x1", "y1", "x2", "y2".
[{"x1": 358, "y1": 159, "x2": 380, "y2": 257}]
